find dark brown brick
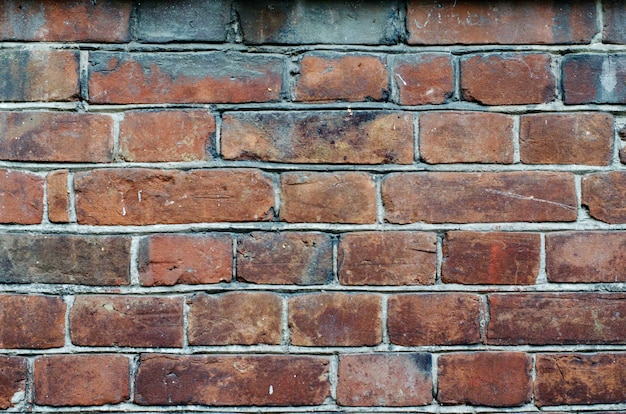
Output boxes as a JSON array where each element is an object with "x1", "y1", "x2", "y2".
[
  {"x1": 0, "y1": 295, "x2": 65, "y2": 349},
  {"x1": 237, "y1": 232, "x2": 332, "y2": 285},
  {"x1": 138, "y1": 234, "x2": 232, "y2": 286},
  {"x1": 488, "y1": 293, "x2": 626, "y2": 344},
  {"x1": 437, "y1": 352, "x2": 532, "y2": 407},
  {"x1": 392, "y1": 54, "x2": 453, "y2": 105},
  {"x1": 135, "y1": 354, "x2": 329, "y2": 406},
  {"x1": 604, "y1": 0, "x2": 626, "y2": 43},
  {"x1": 0, "y1": 169, "x2": 43, "y2": 224},
  {"x1": 337, "y1": 353, "x2": 432, "y2": 406},
  {"x1": 563, "y1": 54, "x2": 626, "y2": 104},
  {"x1": 188, "y1": 292, "x2": 282, "y2": 345},
  {"x1": 0, "y1": 356, "x2": 26, "y2": 409},
  {"x1": 582, "y1": 171, "x2": 626, "y2": 224},
  {"x1": 46, "y1": 170, "x2": 69, "y2": 223},
  {"x1": 75, "y1": 168, "x2": 275, "y2": 225},
  {"x1": 388, "y1": 294, "x2": 481, "y2": 346},
  {"x1": 338, "y1": 231, "x2": 436, "y2": 286},
  {"x1": 70, "y1": 296, "x2": 183, "y2": 347},
  {"x1": 288, "y1": 293, "x2": 382, "y2": 346},
  {"x1": 222, "y1": 111, "x2": 413, "y2": 164},
  {"x1": 383, "y1": 172, "x2": 577, "y2": 224},
  {"x1": 442, "y1": 231, "x2": 541, "y2": 285},
  {"x1": 0, "y1": 234, "x2": 130, "y2": 285}
]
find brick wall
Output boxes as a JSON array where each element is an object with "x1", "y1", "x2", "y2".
[{"x1": 1, "y1": 0, "x2": 625, "y2": 412}]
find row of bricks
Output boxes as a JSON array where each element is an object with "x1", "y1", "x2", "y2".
[
  {"x1": 2, "y1": 351, "x2": 626, "y2": 408},
  {"x1": 4, "y1": 168, "x2": 626, "y2": 225},
  {"x1": 1, "y1": 231, "x2": 625, "y2": 286},
  {"x1": 2, "y1": 50, "x2": 625, "y2": 105},
  {"x1": 1, "y1": 110, "x2": 623, "y2": 165},
  {"x1": 0, "y1": 1, "x2": 623, "y2": 45}
]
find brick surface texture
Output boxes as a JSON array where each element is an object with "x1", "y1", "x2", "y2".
[{"x1": 1, "y1": 1, "x2": 625, "y2": 412}]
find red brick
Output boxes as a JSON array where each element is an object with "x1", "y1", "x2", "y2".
[
  {"x1": 89, "y1": 52, "x2": 283, "y2": 104},
  {"x1": 383, "y1": 172, "x2": 577, "y2": 224},
  {"x1": 0, "y1": 295, "x2": 65, "y2": 349},
  {"x1": 295, "y1": 53, "x2": 388, "y2": 102},
  {"x1": 237, "y1": 232, "x2": 332, "y2": 285},
  {"x1": 392, "y1": 54, "x2": 453, "y2": 105},
  {"x1": 188, "y1": 292, "x2": 282, "y2": 345},
  {"x1": 0, "y1": 112, "x2": 113, "y2": 162},
  {"x1": 0, "y1": 169, "x2": 43, "y2": 224},
  {"x1": 0, "y1": 50, "x2": 78, "y2": 102},
  {"x1": 604, "y1": 0, "x2": 626, "y2": 43},
  {"x1": 520, "y1": 113, "x2": 614, "y2": 165},
  {"x1": 70, "y1": 296, "x2": 183, "y2": 347},
  {"x1": 437, "y1": 352, "x2": 532, "y2": 407},
  {"x1": 563, "y1": 54, "x2": 626, "y2": 104},
  {"x1": 583, "y1": 172, "x2": 626, "y2": 224},
  {"x1": 420, "y1": 111, "x2": 514, "y2": 164},
  {"x1": 75, "y1": 168, "x2": 275, "y2": 225},
  {"x1": 135, "y1": 354, "x2": 329, "y2": 406},
  {"x1": 488, "y1": 293, "x2": 626, "y2": 344},
  {"x1": 46, "y1": 170, "x2": 69, "y2": 223},
  {"x1": 461, "y1": 53, "x2": 555, "y2": 105},
  {"x1": 535, "y1": 353, "x2": 626, "y2": 406},
  {"x1": 388, "y1": 294, "x2": 481, "y2": 346},
  {"x1": 34, "y1": 355, "x2": 129, "y2": 406},
  {"x1": 0, "y1": 357, "x2": 26, "y2": 409},
  {"x1": 547, "y1": 231, "x2": 626, "y2": 283},
  {"x1": 280, "y1": 172, "x2": 376, "y2": 224},
  {"x1": 138, "y1": 234, "x2": 232, "y2": 286},
  {"x1": 338, "y1": 231, "x2": 437, "y2": 286},
  {"x1": 0, "y1": 1, "x2": 131, "y2": 42},
  {"x1": 288, "y1": 293, "x2": 382, "y2": 346},
  {"x1": 119, "y1": 110, "x2": 215, "y2": 162},
  {"x1": 407, "y1": 1, "x2": 596, "y2": 45},
  {"x1": 442, "y1": 231, "x2": 541, "y2": 285},
  {"x1": 222, "y1": 111, "x2": 413, "y2": 164},
  {"x1": 337, "y1": 353, "x2": 432, "y2": 406}
]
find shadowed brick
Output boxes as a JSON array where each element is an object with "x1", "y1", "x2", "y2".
[
  {"x1": 603, "y1": 0, "x2": 626, "y2": 43},
  {"x1": 563, "y1": 54, "x2": 626, "y2": 104}
]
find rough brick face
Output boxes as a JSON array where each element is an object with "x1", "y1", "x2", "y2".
[
  {"x1": 46, "y1": 170, "x2": 69, "y2": 223},
  {"x1": 0, "y1": 295, "x2": 65, "y2": 349},
  {"x1": 0, "y1": 169, "x2": 43, "y2": 224},
  {"x1": 582, "y1": 172, "x2": 626, "y2": 224},
  {"x1": 603, "y1": 0, "x2": 626, "y2": 43},
  {"x1": 563, "y1": 54, "x2": 626, "y2": 104},
  {"x1": 0, "y1": 356, "x2": 26, "y2": 409},
  {"x1": 391, "y1": 54, "x2": 453, "y2": 105}
]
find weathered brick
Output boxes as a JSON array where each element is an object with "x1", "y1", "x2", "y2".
[
  {"x1": 461, "y1": 53, "x2": 555, "y2": 105},
  {"x1": 0, "y1": 112, "x2": 113, "y2": 162},
  {"x1": 0, "y1": 357, "x2": 26, "y2": 409},
  {"x1": 437, "y1": 352, "x2": 532, "y2": 407},
  {"x1": 138, "y1": 234, "x2": 232, "y2": 286},
  {"x1": 442, "y1": 231, "x2": 541, "y2": 285},
  {"x1": 0, "y1": 234, "x2": 130, "y2": 285},
  {"x1": 0, "y1": 50, "x2": 78, "y2": 102},
  {"x1": 295, "y1": 53, "x2": 388, "y2": 102},
  {"x1": 388, "y1": 294, "x2": 481, "y2": 346},
  {"x1": 563, "y1": 54, "x2": 626, "y2": 104},
  {"x1": 535, "y1": 353, "x2": 626, "y2": 406},
  {"x1": 237, "y1": 232, "x2": 332, "y2": 285},
  {"x1": 75, "y1": 168, "x2": 275, "y2": 225},
  {"x1": 46, "y1": 170, "x2": 69, "y2": 223},
  {"x1": 603, "y1": 1, "x2": 626, "y2": 43},
  {"x1": 488, "y1": 293, "x2": 626, "y2": 344},
  {"x1": 188, "y1": 292, "x2": 282, "y2": 345},
  {"x1": 34, "y1": 355, "x2": 129, "y2": 406},
  {"x1": 383, "y1": 172, "x2": 577, "y2": 224},
  {"x1": 70, "y1": 296, "x2": 183, "y2": 347},
  {"x1": 337, "y1": 353, "x2": 432, "y2": 406},
  {"x1": 0, "y1": 295, "x2": 65, "y2": 349},
  {"x1": 420, "y1": 111, "x2": 514, "y2": 164},
  {"x1": 119, "y1": 110, "x2": 215, "y2": 162},
  {"x1": 582, "y1": 172, "x2": 626, "y2": 224},
  {"x1": 89, "y1": 52, "x2": 283, "y2": 104},
  {"x1": 237, "y1": 0, "x2": 401, "y2": 44},
  {"x1": 222, "y1": 111, "x2": 413, "y2": 164},
  {"x1": 391, "y1": 54, "x2": 453, "y2": 105},
  {"x1": 135, "y1": 0, "x2": 230, "y2": 42},
  {"x1": 338, "y1": 231, "x2": 437, "y2": 286},
  {"x1": 520, "y1": 113, "x2": 614, "y2": 165},
  {"x1": 135, "y1": 354, "x2": 329, "y2": 406},
  {"x1": 408, "y1": 1, "x2": 596, "y2": 45},
  {"x1": 547, "y1": 232, "x2": 626, "y2": 283},
  {"x1": 280, "y1": 172, "x2": 376, "y2": 223},
  {"x1": 620, "y1": 125, "x2": 626, "y2": 163},
  {"x1": 288, "y1": 293, "x2": 382, "y2": 346},
  {"x1": 0, "y1": 0, "x2": 131, "y2": 42},
  {"x1": 0, "y1": 169, "x2": 43, "y2": 224}
]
